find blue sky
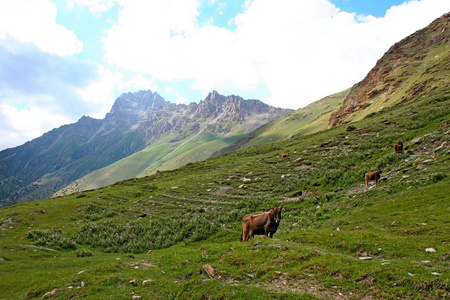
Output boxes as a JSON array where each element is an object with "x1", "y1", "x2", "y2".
[
  {"x1": 0, "y1": 0, "x2": 449, "y2": 150},
  {"x1": 330, "y1": 0, "x2": 407, "y2": 17}
]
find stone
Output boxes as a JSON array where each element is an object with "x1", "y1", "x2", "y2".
[
  {"x1": 129, "y1": 279, "x2": 138, "y2": 286},
  {"x1": 411, "y1": 137, "x2": 424, "y2": 144},
  {"x1": 42, "y1": 289, "x2": 60, "y2": 298},
  {"x1": 203, "y1": 264, "x2": 216, "y2": 278},
  {"x1": 142, "y1": 279, "x2": 153, "y2": 285}
]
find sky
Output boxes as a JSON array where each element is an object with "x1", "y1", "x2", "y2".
[{"x1": 0, "y1": 0, "x2": 449, "y2": 151}]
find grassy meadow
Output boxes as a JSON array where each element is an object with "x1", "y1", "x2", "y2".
[{"x1": 0, "y1": 89, "x2": 449, "y2": 299}]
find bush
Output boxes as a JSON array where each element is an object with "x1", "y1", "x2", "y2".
[
  {"x1": 26, "y1": 228, "x2": 76, "y2": 250},
  {"x1": 77, "y1": 202, "x2": 122, "y2": 221},
  {"x1": 429, "y1": 173, "x2": 447, "y2": 183},
  {"x1": 75, "y1": 248, "x2": 93, "y2": 257},
  {"x1": 75, "y1": 212, "x2": 221, "y2": 253}
]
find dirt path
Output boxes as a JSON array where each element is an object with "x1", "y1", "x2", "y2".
[{"x1": 160, "y1": 193, "x2": 238, "y2": 205}]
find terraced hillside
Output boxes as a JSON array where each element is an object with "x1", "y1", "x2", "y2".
[{"x1": 0, "y1": 82, "x2": 448, "y2": 299}]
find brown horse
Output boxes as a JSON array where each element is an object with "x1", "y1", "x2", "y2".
[
  {"x1": 394, "y1": 141, "x2": 403, "y2": 154},
  {"x1": 365, "y1": 170, "x2": 382, "y2": 187},
  {"x1": 241, "y1": 207, "x2": 284, "y2": 242}
]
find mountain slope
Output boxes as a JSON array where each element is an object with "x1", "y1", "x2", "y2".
[
  {"x1": 216, "y1": 88, "x2": 349, "y2": 155},
  {"x1": 329, "y1": 12, "x2": 450, "y2": 128},
  {"x1": 0, "y1": 91, "x2": 292, "y2": 206},
  {"x1": 0, "y1": 115, "x2": 145, "y2": 207}
]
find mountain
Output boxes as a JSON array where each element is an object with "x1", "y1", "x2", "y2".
[
  {"x1": 329, "y1": 12, "x2": 450, "y2": 128},
  {"x1": 0, "y1": 91, "x2": 292, "y2": 207}
]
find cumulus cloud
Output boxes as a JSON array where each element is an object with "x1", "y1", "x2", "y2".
[
  {"x1": 103, "y1": 0, "x2": 201, "y2": 77},
  {"x1": 103, "y1": 0, "x2": 450, "y2": 108},
  {"x1": 0, "y1": 41, "x2": 159, "y2": 150},
  {"x1": 0, "y1": 0, "x2": 137, "y2": 150},
  {"x1": 0, "y1": 0, "x2": 83, "y2": 56},
  {"x1": 0, "y1": 101, "x2": 72, "y2": 150},
  {"x1": 0, "y1": 44, "x2": 117, "y2": 150},
  {"x1": 0, "y1": 0, "x2": 89, "y2": 150}
]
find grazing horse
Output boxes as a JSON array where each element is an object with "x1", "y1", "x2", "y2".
[
  {"x1": 394, "y1": 141, "x2": 403, "y2": 154},
  {"x1": 241, "y1": 207, "x2": 284, "y2": 242},
  {"x1": 365, "y1": 170, "x2": 382, "y2": 188}
]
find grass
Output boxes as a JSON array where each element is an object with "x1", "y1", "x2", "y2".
[{"x1": 0, "y1": 89, "x2": 449, "y2": 299}]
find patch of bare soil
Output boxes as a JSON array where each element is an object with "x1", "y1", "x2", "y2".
[
  {"x1": 281, "y1": 190, "x2": 320, "y2": 202},
  {"x1": 344, "y1": 183, "x2": 371, "y2": 195},
  {"x1": 212, "y1": 186, "x2": 230, "y2": 196},
  {"x1": 255, "y1": 274, "x2": 369, "y2": 300}
]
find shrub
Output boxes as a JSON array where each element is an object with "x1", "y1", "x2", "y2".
[
  {"x1": 75, "y1": 248, "x2": 93, "y2": 257},
  {"x1": 26, "y1": 228, "x2": 76, "y2": 250},
  {"x1": 429, "y1": 173, "x2": 447, "y2": 183},
  {"x1": 77, "y1": 202, "x2": 121, "y2": 221},
  {"x1": 75, "y1": 212, "x2": 221, "y2": 253}
]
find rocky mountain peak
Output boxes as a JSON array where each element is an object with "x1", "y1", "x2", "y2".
[
  {"x1": 196, "y1": 91, "x2": 289, "y2": 122},
  {"x1": 109, "y1": 90, "x2": 168, "y2": 115},
  {"x1": 105, "y1": 90, "x2": 169, "y2": 127},
  {"x1": 205, "y1": 90, "x2": 222, "y2": 102}
]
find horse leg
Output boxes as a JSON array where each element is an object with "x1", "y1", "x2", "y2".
[
  {"x1": 242, "y1": 223, "x2": 251, "y2": 242},
  {"x1": 264, "y1": 225, "x2": 270, "y2": 238}
]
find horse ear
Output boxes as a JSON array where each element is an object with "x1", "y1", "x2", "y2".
[{"x1": 282, "y1": 207, "x2": 286, "y2": 212}]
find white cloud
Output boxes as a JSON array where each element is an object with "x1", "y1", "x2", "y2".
[
  {"x1": 122, "y1": 74, "x2": 158, "y2": 93},
  {"x1": 163, "y1": 86, "x2": 189, "y2": 104},
  {"x1": 75, "y1": 66, "x2": 122, "y2": 118},
  {"x1": 175, "y1": 95, "x2": 188, "y2": 104},
  {"x1": 67, "y1": 0, "x2": 116, "y2": 16},
  {"x1": 0, "y1": 44, "x2": 118, "y2": 150},
  {"x1": 0, "y1": 100, "x2": 72, "y2": 150},
  {"x1": 103, "y1": 0, "x2": 201, "y2": 76},
  {"x1": 76, "y1": 68, "x2": 159, "y2": 119},
  {"x1": 103, "y1": 0, "x2": 450, "y2": 109},
  {"x1": 0, "y1": 0, "x2": 83, "y2": 56}
]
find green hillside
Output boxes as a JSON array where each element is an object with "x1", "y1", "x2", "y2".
[
  {"x1": 1, "y1": 86, "x2": 449, "y2": 299},
  {"x1": 54, "y1": 122, "x2": 247, "y2": 196}
]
